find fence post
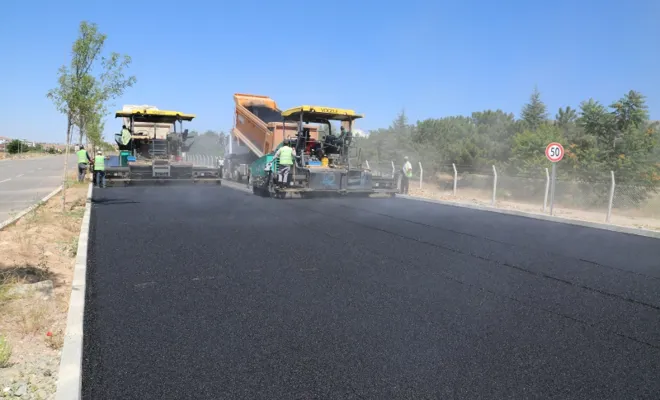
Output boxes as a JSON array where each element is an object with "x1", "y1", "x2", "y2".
[
  {"x1": 606, "y1": 170, "x2": 615, "y2": 223},
  {"x1": 452, "y1": 163, "x2": 458, "y2": 196},
  {"x1": 543, "y1": 167, "x2": 550, "y2": 213},
  {"x1": 365, "y1": 160, "x2": 370, "y2": 170},
  {"x1": 418, "y1": 162, "x2": 423, "y2": 189},
  {"x1": 391, "y1": 161, "x2": 395, "y2": 176},
  {"x1": 491, "y1": 165, "x2": 498, "y2": 206}
]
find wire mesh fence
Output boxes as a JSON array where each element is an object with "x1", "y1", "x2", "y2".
[
  {"x1": 363, "y1": 158, "x2": 660, "y2": 231},
  {"x1": 182, "y1": 153, "x2": 222, "y2": 167}
]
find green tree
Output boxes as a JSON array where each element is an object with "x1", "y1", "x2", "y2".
[
  {"x1": 47, "y1": 21, "x2": 136, "y2": 211},
  {"x1": 610, "y1": 90, "x2": 649, "y2": 133},
  {"x1": 555, "y1": 106, "x2": 577, "y2": 129},
  {"x1": 520, "y1": 86, "x2": 548, "y2": 131},
  {"x1": 509, "y1": 124, "x2": 565, "y2": 175},
  {"x1": 6, "y1": 140, "x2": 27, "y2": 154}
]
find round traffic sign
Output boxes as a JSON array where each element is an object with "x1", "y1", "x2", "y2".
[{"x1": 545, "y1": 142, "x2": 564, "y2": 162}]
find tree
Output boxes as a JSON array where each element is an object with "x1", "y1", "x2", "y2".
[
  {"x1": 520, "y1": 86, "x2": 548, "y2": 131},
  {"x1": 555, "y1": 106, "x2": 577, "y2": 129},
  {"x1": 6, "y1": 140, "x2": 26, "y2": 155},
  {"x1": 47, "y1": 21, "x2": 136, "y2": 211}
]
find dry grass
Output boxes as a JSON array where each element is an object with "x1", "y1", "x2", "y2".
[
  {"x1": 409, "y1": 183, "x2": 660, "y2": 231},
  {"x1": 0, "y1": 335, "x2": 11, "y2": 368},
  {"x1": 0, "y1": 180, "x2": 87, "y2": 373}
]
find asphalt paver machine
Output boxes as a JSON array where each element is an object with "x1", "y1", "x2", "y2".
[
  {"x1": 248, "y1": 105, "x2": 398, "y2": 198},
  {"x1": 106, "y1": 107, "x2": 222, "y2": 185}
]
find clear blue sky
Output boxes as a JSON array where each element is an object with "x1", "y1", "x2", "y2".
[{"x1": 1, "y1": 0, "x2": 658, "y2": 143}]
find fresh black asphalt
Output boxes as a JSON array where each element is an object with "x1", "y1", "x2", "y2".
[{"x1": 82, "y1": 185, "x2": 660, "y2": 399}]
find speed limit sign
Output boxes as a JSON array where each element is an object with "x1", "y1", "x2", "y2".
[{"x1": 545, "y1": 142, "x2": 564, "y2": 162}]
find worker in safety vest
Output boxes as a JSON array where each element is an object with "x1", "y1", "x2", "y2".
[
  {"x1": 400, "y1": 156, "x2": 413, "y2": 194},
  {"x1": 273, "y1": 139, "x2": 296, "y2": 187},
  {"x1": 76, "y1": 145, "x2": 92, "y2": 182},
  {"x1": 93, "y1": 150, "x2": 106, "y2": 188},
  {"x1": 120, "y1": 125, "x2": 132, "y2": 146}
]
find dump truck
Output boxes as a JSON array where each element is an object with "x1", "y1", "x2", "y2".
[
  {"x1": 105, "y1": 106, "x2": 222, "y2": 185},
  {"x1": 248, "y1": 105, "x2": 398, "y2": 198},
  {"x1": 224, "y1": 93, "x2": 320, "y2": 182}
]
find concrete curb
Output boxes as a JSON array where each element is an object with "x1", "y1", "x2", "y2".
[
  {"x1": 55, "y1": 183, "x2": 93, "y2": 400},
  {"x1": 0, "y1": 185, "x2": 63, "y2": 230},
  {"x1": 396, "y1": 194, "x2": 660, "y2": 240}
]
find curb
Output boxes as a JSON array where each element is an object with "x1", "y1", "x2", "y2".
[
  {"x1": 55, "y1": 183, "x2": 93, "y2": 400},
  {"x1": 0, "y1": 185, "x2": 63, "y2": 230},
  {"x1": 396, "y1": 194, "x2": 660, "y2": 240}
]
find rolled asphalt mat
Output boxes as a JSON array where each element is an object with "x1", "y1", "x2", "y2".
[{"x1": 83, "y1": 185, "x2": 660, "y2": 399}]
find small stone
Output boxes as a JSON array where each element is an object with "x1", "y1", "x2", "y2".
[
  {"x1": 36, "y1": 389, "x2": 48, "y2": 399},
  {"x1": 15, "y1": 384, "x2": 27, "y2": 396},
  {"x1": 2, "y1": 387, "x2": 11, "y2": 393},
  {"x1": 43, "y1": 370, "x2": 51, "y2": 377}
]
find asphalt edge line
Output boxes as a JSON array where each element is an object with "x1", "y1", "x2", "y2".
[
  {"x1": 55, "y1": 182, "x2": 93, "y2": 400},
  {"x1": 0, "y1": 185, "x2": 63, "y2": 230},
  {"x1": 396, "y1": 194, "x2": 660, "y2": 240}
]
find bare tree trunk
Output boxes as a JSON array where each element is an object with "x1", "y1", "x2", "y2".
[
  {"x1": 61, "y1": 114, "x2": 73, "y2": 213},
  {"x1": 78, "y1": 125, "x2": 84, "y2": 147}
]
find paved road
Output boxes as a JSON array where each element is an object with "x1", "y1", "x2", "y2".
[
  {"x1": 0, "y1": 155, "x2": 77, "y2": 222},
  {"x1": 83, "y1": 185, "x2": 660, "y2": 399}
]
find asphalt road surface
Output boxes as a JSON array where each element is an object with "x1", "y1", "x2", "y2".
[
  {"x1": 83, "y1": 185, "x2": 660, "y2": 399},
  {"x1": 0, "y1": 155, "x2": 76, "y2": 223}
]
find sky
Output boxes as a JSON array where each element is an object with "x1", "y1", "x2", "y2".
[{"x1": 1, "y1": 0, "x2": 659, "y2": 143}]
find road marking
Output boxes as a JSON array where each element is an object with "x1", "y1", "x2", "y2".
[
  {"x1": 0, "y1": 178, "x2": 10, "y2": 184},
  {"x1": 15, "y1": 174, "x2": 23, "y2": 178}
]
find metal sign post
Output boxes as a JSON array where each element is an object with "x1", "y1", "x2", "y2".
[{"x1": 545, "y1": 142, "x2": 564, "y2": 216}]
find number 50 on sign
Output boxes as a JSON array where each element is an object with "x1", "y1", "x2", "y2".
[{"x1": 545, "y1": 142, "x2": 564, "y2": 162}]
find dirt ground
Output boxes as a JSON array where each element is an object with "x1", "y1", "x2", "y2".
[
  {"x1": 408, "y1": 183, "x2": 660, "y2": 232},
  {"x1": 0, "y1": 180, "x2": 87, "y2": 399}
]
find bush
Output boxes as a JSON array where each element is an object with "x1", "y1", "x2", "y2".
[
  {"x1": 0, "y1": 334, "x2": 11, "y2": 368},
  {"x1": 6, "y1": 139, "x2": 28, "y2": 154}
]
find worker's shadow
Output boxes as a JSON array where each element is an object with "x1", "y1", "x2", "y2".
[{"x1": 91, "y1": 197, "x2": 140, "y2": 206}]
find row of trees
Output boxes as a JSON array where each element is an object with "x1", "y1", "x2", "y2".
[
  {"x1": 4, "y1": 140, "x2": 60, "y2": 154},
  {"x1": 48, "y1": 21, "x2": 136, "y2": 210},
  {"x1": 355, "y1": 88, "x2": 659, "y2": 199}
]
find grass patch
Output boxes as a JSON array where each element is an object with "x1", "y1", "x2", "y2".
[
  {"x1": 45, "y1": 328, "x2": 64, "y2": 350},
  {"x1": 17, "y1": 300, "x2": 51, "y2": 335},
  {"x1": 0, "y1": 334, "x2": 12, "y2": 368}
]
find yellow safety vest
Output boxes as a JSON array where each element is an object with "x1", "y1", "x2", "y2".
[
  {"x1": 94, "y1": 155, "x2": 105, "y2": 171},
  {"x1": 403, "y1": 162, "x2": 413, "y2": 178},
  {"x1": 279, "y1": 146, "x2": 293, "y2": 165},
  {"x1": 121, "y1": 129, "x2": 131, "y2": 146},
  {"x1": 77, "y1": 149, "x2": 88, "y2": 164}
]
